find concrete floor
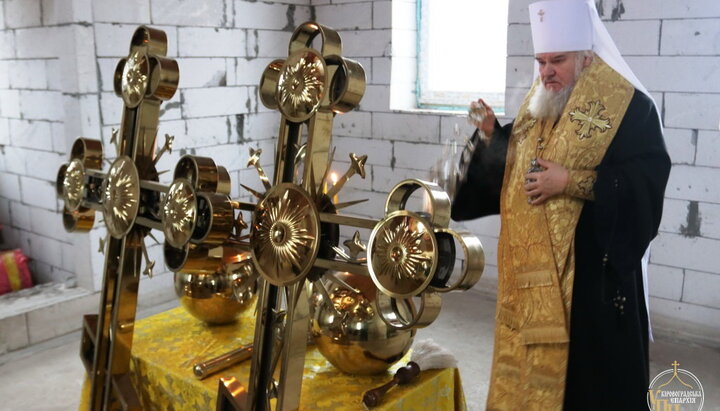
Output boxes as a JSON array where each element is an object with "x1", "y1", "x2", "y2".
[{"x1": 0, "y1": 292, "x2": 718, "y2": 410}]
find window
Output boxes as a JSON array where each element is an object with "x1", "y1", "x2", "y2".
[{"x1": 417, "y1": 0, "x2": 509, "y2": 113}]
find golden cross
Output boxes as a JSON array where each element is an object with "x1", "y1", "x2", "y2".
[
  {"x1": 230, "y1": 21, "x2": 486, "y2": 411},
  {"x1": 569, "y1": 100, "x2": 612, "y2": 139}
]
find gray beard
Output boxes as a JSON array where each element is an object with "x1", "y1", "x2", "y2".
[{"x1": 527, "y1": 84, "x2": 573, "y2": 121}]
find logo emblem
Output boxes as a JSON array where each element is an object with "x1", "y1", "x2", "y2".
[{"x1": 647, "y1": 361, "x2": 704, "y2": 411}]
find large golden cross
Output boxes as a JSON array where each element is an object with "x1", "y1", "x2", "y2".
[
  {"x1": 58, "y1": 26, "x2": 252, "y2": 410},
  {"x1": 226, "y1": 21, "x2": 485, "y2": 410},
  {"x1": 569, "y1": 100, "x2": 612, "y2": 139}
]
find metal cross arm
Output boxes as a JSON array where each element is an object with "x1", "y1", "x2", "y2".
[{"x1": 56, "y1": 25, "x2": 182, "y2": 411}]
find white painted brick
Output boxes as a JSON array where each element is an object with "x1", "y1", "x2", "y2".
[
  {"x1": 664, "y1": 93, "x2": 720, "y2": 130},
  {"x1": 0, "y1": 60, "x2": 8, "y2": 88},
  {"x1": 97, "y1": 58, "x2": 117, "y2": 92},
  {"x1": 50, "y1": 122, "x2": 66, "y2": 154},
  {"x1": 254, "y1": 30, "x2": 292, "y2": 58},
  {"x1": 158, "y1": 98, "x2": 182, "y2": 121},
  {"x1": 19, "y1": 176, "x2": 56, "y2": 209},
  {"x1": 335, "y1": 135, "x2": 392, "y2": 166},
  {"x1": 0, "y1": 89, "x2": 20, "y2": 118},
  {"x1": 9, "y1": 119, "x2": 53, "y2": 151},
  {"x1": 19, "y1": 90, "x2": 64, "y2": 121},
  {"x1": 2, "y1": 146, "x2": 29, "y2": 176},
  {"x1": 370, "y1": 164, "x2": 419, "y2": 193},
  {"x1": 237, "y1": 57, "x2": 277, "y2": 86},
  {"x1": 0, "y1": 314, "x2": 29, "y2": 352},
  {"x1": 8, "y1": 59, "x2": 47, "y2": 89},
  {"x1": 605, "y1": 20, "x2": 660, "y2": 56},
  {"x1": 0, "y1": 118, "x2": 9, "y2": 145},
  {"x1": 505, "y1": 87, "x2": 529, "y2": 118},
  {"x1": 393, "y1": 141, "x2": 442, "y2": 171},
  {"x1": 14, "y1": 27, "x2": 63, "y2": 59},
  {"x1": 659, "y1": 198, "x2": 690, "y2": 235},
  {"x1": 458, "y1": 214, "x2": 501, "y2": 238},
  {"x1": 652, "y1": 232, "x2": 720, "y2": 275},
  {"x1": 44, "y1": 58, "x2": 62, "y2": 92},
  {"x1": 29, "y1": 207, "x2": 66, "y2": 241},
  {"x1": 93, "y1": 23, "x2": 178, "y2": 57},
  {"x1": 390, "y1": 55, "x2": 415, "y2": 87},
  {"x1": 508, "y1": 0, "x2": 534, "y2": 24},
  {"x1": 26, "y1": 293, "x2": 96, "y2": 344},
  {"x1": 27, "y1": 232, "x2": 63, "y2": 268},
  {"x1": 234, "y1": 1, "x2": 294, "y2": 30},
  {"x1": 331, "y1": 110, "x2": 372, "y2": 138},
  {"x1": 194, "y1": 143, "x2": 249, "y2": 175},
  {"x1": 63, "y1": 94, "x2": 102, "y2": 144},
  {"x1": 335, "y1": 187, "x2": 387, "y2": 218},
  {"x1": 244, "y1": 112, "x2": 279, "y2": 141},
  {"x1": 440, "y1": 114, "x2": 476, "y2": 144},
  {"x1": 0, "y1": 0, "x2": 5, "y2": 30},
  {"x1": 661, "y1": 19, "x2": 720, "y2": 56},
  {"x1": 695, "y1": 202, "x2": 720, "y2": 241},
  {"x1": 181, "y1": 86, "x2": 251, "y2": 118},
  {"x1": 373, "y1": 1, "x2": 391, "y2": 30},
  {"x1": 316, "y1": 3, "x2": 372, "y2": 30},
  {"x1": 4, "y1": 0, "x2": 41, "y2": 28},
  {"x1": 9, "y1": 200, "x2": 30, "y2": 229},
  {"x1": 662, "y1": 128, "x2": 695, "y2": 165},
  {"x1": 0, "y1": 30, "x2": 15, "y2": 59},
  {"x1": 666, "y1": 165, "x2": 720, "y2": 203},
  {"x1": 226, "y1": 58, "x2": 237, "y2": 86},
  {"x1": 24, "y1": 149, "x2": 64, "y2": 182},
  {"x1": 647, "y1": 264, "x2": 683, "y2": 301},
  {"x1": 683, "y1": 270, "x2": 720, "y2": 309},
  {"x1": 626, "y1": 56, "x2": 720, "y2": 93},
  {"x1": 177, "y1": 58, "x2": 228, "y2": 89},
  {"x1": 696, "y1": 130, "x2": 719, "y2": 168},
  {"x1": 185, "y1": 116, "x2": 232, "y2": 147},
  {"x1": 178, "y1": 28, "x2": 246, "y2": 58},
  {"x1": 92, "y1": 0, "x2": 150, "y2": 23},
  {"x1": 620, "y1": 0, "x2": 720, "y2": 20},
  {"x1": 151, "y1": 0, "x2": 228, "y2": 27},
  {"x1": 372, "y1": 112, "x2": 440, "y2": 142},
  {"x1": 359, "y1": 84, "x2": 390, "y2": 112},
  {"x1": 506, "y1": 24, "x2": 532, "y2": 56},
  {"x1": 372, "y1": 57, "x2": 391, "y2": 85},
  {"x1": 60, "y1": 25, "x2": 99, "y2": 94},
  {"x1": 506, "y1": 56, "x2": 534, "y2": 88},
  {"x1": 41, "y1": 0, "x2": 92, "y2": 25},
  {"x1": 99, "y1": 91, "x2": 123, "y2": 126}
]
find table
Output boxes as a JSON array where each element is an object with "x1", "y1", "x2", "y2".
[{"x1": 80, "y1": 306, "x2": 465, "y2": 410}]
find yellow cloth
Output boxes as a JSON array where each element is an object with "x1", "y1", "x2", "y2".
[
  {"x1": 80, "y1": 306, "x2": 465, "y2": 410},
  {"x1": 488, "y1": 57, "x2": 634, "y2": 410}
]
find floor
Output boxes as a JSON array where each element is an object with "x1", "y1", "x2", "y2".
[{"x1": 0, "y1": 292, "x2": 718, "y2": 410}]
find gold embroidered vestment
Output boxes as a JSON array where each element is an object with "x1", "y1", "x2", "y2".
[{"x1": 487, "y1": 58, "x2": 634, "y2": 410}]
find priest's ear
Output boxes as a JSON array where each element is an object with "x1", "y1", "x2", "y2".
[{"x1": 581, "y1": 50, "x2": 594, "y2": 69}]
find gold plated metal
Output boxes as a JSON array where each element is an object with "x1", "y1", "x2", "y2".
[
  {"x1": 251, "y1": 183, "x2": 320, "y2": 286},
  {"x1": 57, "y1": 25, "x2": 179, "y2": 411},
  {"x1": 162, "y1": 178, "x2": 197, "y2": 248},
  {"x1": 367, "y1": 210, "x2": 438, "y2": 299}
]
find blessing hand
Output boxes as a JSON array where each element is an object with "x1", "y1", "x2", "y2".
[
  {"x1": 468, "y1": 99, "x2": 496, "y2": 139},
  {"x1": 523, "y1": 158, "x2": 569, "y2": 205}
]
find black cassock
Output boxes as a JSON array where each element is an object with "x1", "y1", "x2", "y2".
[{"x1": 452, "y1": 90, "x2": 671, "y2": 410}]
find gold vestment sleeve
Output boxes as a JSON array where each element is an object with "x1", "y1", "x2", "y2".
[{"x1": 564, "y1": 170, "x2": 597, "y2": 201}]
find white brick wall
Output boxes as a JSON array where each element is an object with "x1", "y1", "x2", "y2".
[{"x1": 0, "y1": 0, "x2": 718, "y2": 344}]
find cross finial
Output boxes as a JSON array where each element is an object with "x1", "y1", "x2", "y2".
[
  {"x1": 672, "y1": 361, "x2": 680, "y2": 371},
  {"x1": 538, "y1": 9, "x2": 545, "y2": 22}
]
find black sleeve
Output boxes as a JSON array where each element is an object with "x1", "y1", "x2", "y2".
[
  {"x1": 451, "y1": 120, "x2": 512, "y2": 221},
  {"x1": 593, "y1": 91, "x2": 671, "y2": 272}
]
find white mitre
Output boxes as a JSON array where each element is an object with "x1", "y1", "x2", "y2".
[{"x1": 528, "y1": 0, "x2": 658, "y2": 341}]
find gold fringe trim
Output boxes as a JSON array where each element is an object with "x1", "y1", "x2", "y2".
[
  {"x1": 520, "y1": 326, "x2": 569, "y2": 345},
  {"x1": 515, "y1": 270, "x2": 553, "y2": 288}
]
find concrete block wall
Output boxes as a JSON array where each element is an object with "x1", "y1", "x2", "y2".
[
  {"x1": 0, "y1": 0, "x2": 718, "y2": 344},
  {"x1": 0, "y1": 0, "x2": 312, "y2": 304}
]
